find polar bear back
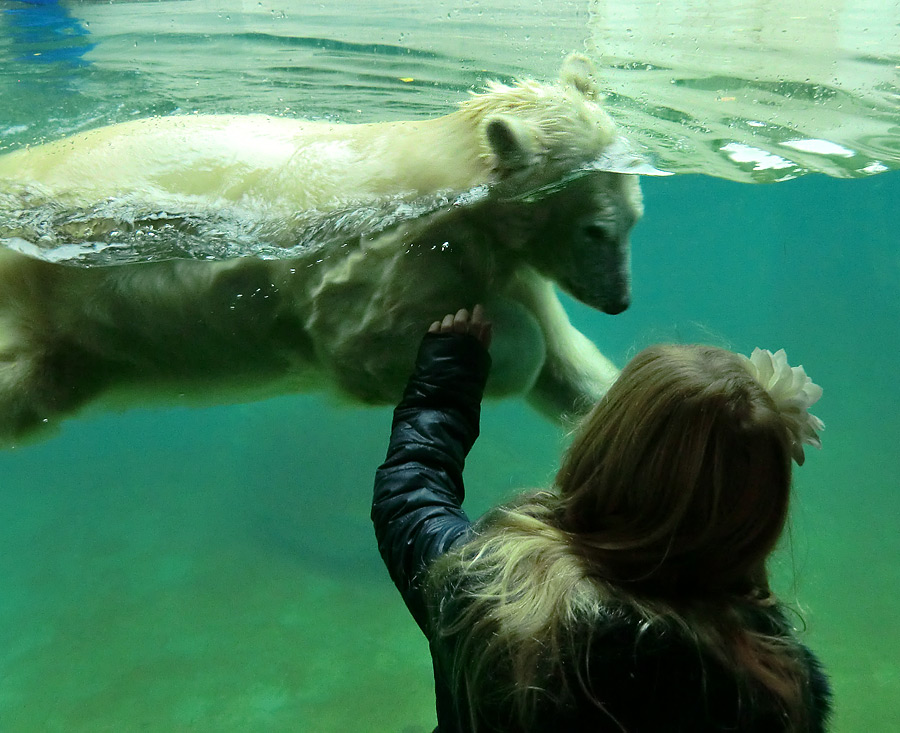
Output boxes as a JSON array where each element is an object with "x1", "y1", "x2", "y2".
[{"x1": 0, "y1": 114, "x2": 489, "y2": 215}]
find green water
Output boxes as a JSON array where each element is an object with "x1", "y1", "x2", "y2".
[{"x1": 1, "y1": 1, "x2": 898, "y2": 731}]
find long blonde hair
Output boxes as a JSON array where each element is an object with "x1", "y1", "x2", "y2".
[{"x1": 428, "y1": 344, "x2": 812, "y2": 730}]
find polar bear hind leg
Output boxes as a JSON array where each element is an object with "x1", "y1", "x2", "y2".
[
  {"x1": 0, "y1": 318, "x2": 103, "y2": 445},
  {"x1": 0, "y1": 343, "x2": 57, "y2": 444}
]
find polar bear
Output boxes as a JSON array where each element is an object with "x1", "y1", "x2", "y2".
[{"x1": 0, "y1": 53, "x2": 642, "y2": 445}]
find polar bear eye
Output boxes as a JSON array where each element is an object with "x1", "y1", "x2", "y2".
[{"x1": 583, "y1": 221, "x2": 615, "y2": 241}]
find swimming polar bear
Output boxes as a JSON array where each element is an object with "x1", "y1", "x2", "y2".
[{"x1": 0, "y1": 53, "x2": 642, "y2": 445}]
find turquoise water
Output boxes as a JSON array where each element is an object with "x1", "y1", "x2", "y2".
[{"x1": 1, "y1": 1, "x2": 898, "y2": 731}]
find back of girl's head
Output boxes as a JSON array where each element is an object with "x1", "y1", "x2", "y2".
[{"x1": 557, "y1": 343, "x2": 793, "y2": 596}]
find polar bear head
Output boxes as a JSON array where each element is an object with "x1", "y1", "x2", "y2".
[{"x1": 461, "y1": 54, "x2": 643, "y2": 315}]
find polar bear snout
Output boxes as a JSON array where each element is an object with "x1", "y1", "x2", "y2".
[
  {"x1": 555, "y1": 244, "x2": 632, "y2": 315},
  {"x1": 593, "y1": 265, "x2": 631, "y2": 315},
  {"x1": 563, "y1": 216, "x2": 632, "y2": 315}
]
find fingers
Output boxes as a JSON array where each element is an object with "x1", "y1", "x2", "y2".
[
  {"x1": 452, "y1": 308, "x2": 469, "y2": 334},
  {"x1": 429, "y1": 305, "x2": 492, "y2": 347},
  {"x1": 478, "y1": 321, "x2": 493, "y2": 349},
  {"x1": 470, "y1": 304, "x2": 492, "y2": 348}
]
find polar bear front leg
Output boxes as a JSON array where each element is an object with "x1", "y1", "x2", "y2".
[
  {"x1": 507, "y1": 268, "x2": 620, "y2": 424},
  {"x1": 479, "y1": 296, "x2": 546, "y2": 400}
]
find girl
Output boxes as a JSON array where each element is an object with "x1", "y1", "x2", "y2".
[{"x1": 372, "y1": 306, "x2": 831, "y2": 732}]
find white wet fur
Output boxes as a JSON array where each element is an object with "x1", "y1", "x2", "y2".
[{"x1": 0, "y1": 53, "x2": 643, "y2": 445}]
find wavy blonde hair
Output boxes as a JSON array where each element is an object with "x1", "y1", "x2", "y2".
[{"x1": 428, "y1": 344, "x2": 813, "y2": 730}]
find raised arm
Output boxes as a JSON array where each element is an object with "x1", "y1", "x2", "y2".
[{"x1": 372, "y1": 307, "x2": 492, "y2": 632}]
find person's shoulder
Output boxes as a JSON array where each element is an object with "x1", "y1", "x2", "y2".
[{"x1": 580, "y1": 601, "x2": 693, "y2": 667}]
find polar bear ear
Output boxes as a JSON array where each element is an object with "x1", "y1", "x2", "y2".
[
  {"x1": 560, "y1": 52, "x2": 601, "y2": 101},
  {"x1": 484, "y1": 114, "x2": 541, "y2": 174}
]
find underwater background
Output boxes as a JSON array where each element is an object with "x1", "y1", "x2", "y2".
[{"x1": 0, "y1": 0, "x2": 898, "y2": 731}]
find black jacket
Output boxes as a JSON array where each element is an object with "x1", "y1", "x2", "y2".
[{"x1": 373, "y1": 333, "x2": 832, "y2": 732}]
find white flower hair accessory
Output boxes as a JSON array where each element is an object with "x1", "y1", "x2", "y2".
[{"x1": 739, "y1": 348, "x2": 824, "y2": 466}]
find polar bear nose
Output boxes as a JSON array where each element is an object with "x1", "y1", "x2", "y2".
[{"x1": 603, "y1": 293, "x2": 630, "y2": 315}]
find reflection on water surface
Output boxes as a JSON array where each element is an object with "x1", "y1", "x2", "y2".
[{"x1": 1, "y1": 0, "x2": 897, "y2": 184}]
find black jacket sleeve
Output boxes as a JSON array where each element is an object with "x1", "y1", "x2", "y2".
[{"x1": 372, "y1": 332, "x2": 491, "y2": 633}]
